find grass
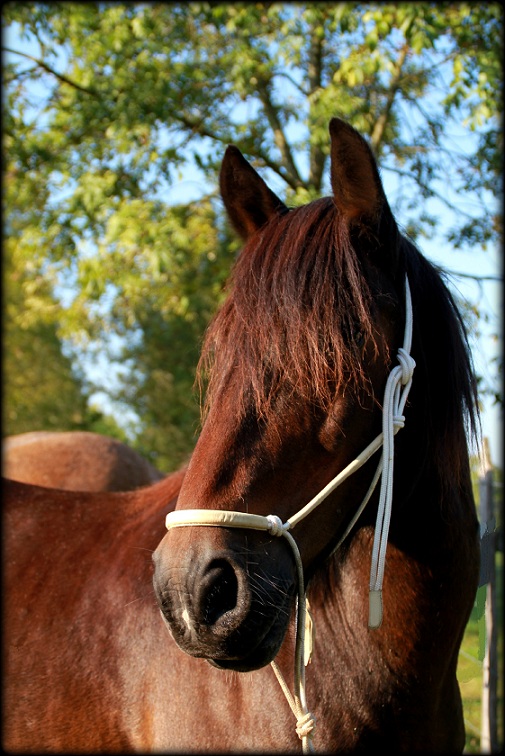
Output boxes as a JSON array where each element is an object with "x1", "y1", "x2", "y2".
[{"x1": 459, "y1": 553, "x2": 503, "y2": 753}]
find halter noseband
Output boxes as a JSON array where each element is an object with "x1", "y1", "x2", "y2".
[{"x1": 164, "y1": 275, "x2": 415, "y2": 753}]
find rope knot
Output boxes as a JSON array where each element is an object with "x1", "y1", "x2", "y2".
[
  {"x1": 396, "y1": 348, "x2": 415, "y2": 386},
  {"x1": 393, "y1": 413, "x2": 405, "y2": 432},
  {"x1": 296, "y1": 711, "x2": 316, "y2": 740},
  {"x1": 266, "y1": 514, "x2": 286, "y2": 537}
]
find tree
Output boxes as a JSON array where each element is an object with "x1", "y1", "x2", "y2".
[
  {"x1": 3, "y1": 238, "x2": 127, "y2": 438},
  {"x1": 3, "y1": 2, "x2": 502, "y2": 469}
]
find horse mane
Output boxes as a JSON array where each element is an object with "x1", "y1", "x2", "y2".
[
  {"x1": 198, "y1": 197, "x2": 379, "y2": 421},
  {"x1": 402, "y1": 238, "x2": 480, "y2": 490},
  {"x1": 198, "y1": 197, "x2": 480, "y2": 492}
]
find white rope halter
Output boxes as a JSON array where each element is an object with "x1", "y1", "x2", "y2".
[{"x1": 164, "y1": 275, "x2": 415, "y2": 753}]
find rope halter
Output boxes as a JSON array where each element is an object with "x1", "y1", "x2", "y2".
[{"x1": 164, "y1": 275, "x2": 415, "y2": 753}]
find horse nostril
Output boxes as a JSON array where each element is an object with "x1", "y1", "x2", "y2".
[{"x1": 200, "y1": 559, "x2": 239, "y2": 626}]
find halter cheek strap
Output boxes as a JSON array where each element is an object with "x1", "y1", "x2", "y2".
[{"x1": 164, "y1": 275, "x2": 415, "y2": 753}]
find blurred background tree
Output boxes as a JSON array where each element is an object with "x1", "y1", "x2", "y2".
[{"x1": 3, "y1": 2, "x2": 502, "y2": 471}]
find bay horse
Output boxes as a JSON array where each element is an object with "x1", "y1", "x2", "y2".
[
  {"x1": 3, "y1": 118, "x2": 479, "y2": 753},
  {"x1": 3, "y1": 431, "x2": 164, "y2": 491}
]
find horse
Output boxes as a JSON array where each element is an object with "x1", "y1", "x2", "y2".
[
  {"x1": 2, "y1": 431, "x2": 164, "y2": 491},
  {"x1": 3, "y1": 118, "x2": 480, "y2": 753}
]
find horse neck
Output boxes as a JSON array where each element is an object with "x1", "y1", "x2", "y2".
[{"x1": 306, "y1": 407, "x2": 478, "y2": 677}]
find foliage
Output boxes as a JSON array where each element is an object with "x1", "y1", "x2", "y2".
[
  {"x1": 3, "y1": 239, "x2": 126, "y2": 438},
  {"x1": 3, "y1": 2, "x2": 502, "y2": 467},
  {"x1": 102, "y1": 200, "x2": 237, "y2": 471}
]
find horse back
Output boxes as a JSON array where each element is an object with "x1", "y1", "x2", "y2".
[{"x1": 2, "y1": 431, "x2": 164, "y2": 491}]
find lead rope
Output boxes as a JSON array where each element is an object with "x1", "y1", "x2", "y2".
[
  {"x1": 265, "y1": 521, "x2": 315, "y2": 753},
  {"x1": 164, "y1": 275, "x2": 415, "y2": 752},
  {"x1": 368, "y1": 277, "x2": 414, "y2": 628}
]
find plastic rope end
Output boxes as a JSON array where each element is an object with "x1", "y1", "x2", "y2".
[{"x1": 368, "y1": 589, "x2": 383, "y2": 629}]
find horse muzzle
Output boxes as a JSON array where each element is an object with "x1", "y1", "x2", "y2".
[{"x1": 152, "y1": 530, "x2": 296, "y2": 672}]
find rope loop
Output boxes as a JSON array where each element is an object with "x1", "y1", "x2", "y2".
[
  {"x1": 393, "y1": 414, "x2": 405, "y2": 431},
  {"x1": 396, "y1": 347, "x2": 416, "y2": 386},
  {"x1": 296, "y1": 711, "x2": 316, "y2": 740},
  {"x1": 266, "y1": 514, "x2": 287, "y2": 536}
]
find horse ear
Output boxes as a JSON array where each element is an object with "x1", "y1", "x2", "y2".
[
  {"x1": 329, "y1": 118, "x2": 389, "y2": 222},
  {"x1": 220, "y1": 146, "x2": 288, "y2": 240},
  {"x1": 329, "y1": 118, "x2": 400, "y2": 272}
]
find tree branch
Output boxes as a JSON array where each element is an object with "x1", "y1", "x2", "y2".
[
  {"x1": 172, "y1": 110, "x2": 224, "y2": 144},
  {"x1": 444, "y1": 269, "x2": 502, "y2": 283},
  {"x1": 255, "y1": 77, "x2": 304, "y2": 191},
  {"x1": 165, "y1": 110, "x2": 295, "y2": 190},
  {"x1": 385, "y1": 164, "x2": 487, "y2": 224},
  {"x1": 370, "y1": 18, "x2": 415, "y2": 154},
  {"x1": 3, "y1": 46, "x2": 97, "y2": 96},
  {"x1": 307, "y1": 25, "x2": 325, "y2": 192}
]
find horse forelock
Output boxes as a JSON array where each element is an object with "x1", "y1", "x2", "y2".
[{"x1": 198, "y1": 197, "x2": 385, "y2": 426}]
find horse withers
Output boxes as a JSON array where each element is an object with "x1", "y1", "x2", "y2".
[{"x1": 4, "y1": 118, "x2": 479, "y2": 752}]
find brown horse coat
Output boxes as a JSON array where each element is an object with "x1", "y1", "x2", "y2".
[{"x1": 3, "y1": 431, "x2": 163, "y2": 491}]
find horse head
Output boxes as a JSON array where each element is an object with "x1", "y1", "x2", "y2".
[{"x1": 153, "y1": 119, "x2": 411, "y2": 673}]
